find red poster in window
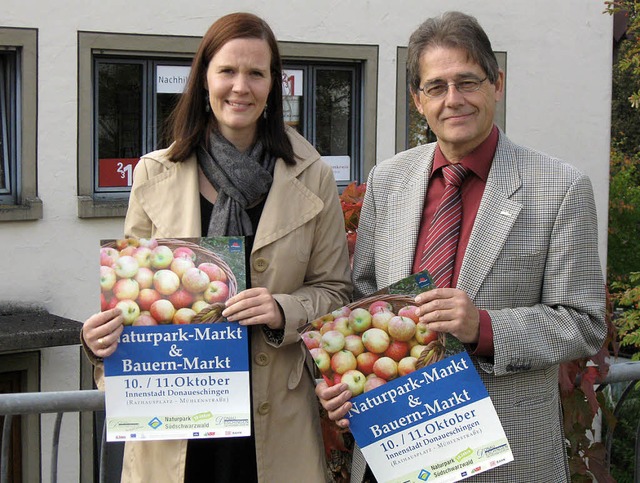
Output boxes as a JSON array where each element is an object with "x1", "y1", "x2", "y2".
[{"x1": 99, "y1": 158, "x2": 140, "y2": 188}]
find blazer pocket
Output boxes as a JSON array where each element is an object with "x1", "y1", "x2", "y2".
[{"x1": 491, "y1": 250, "x2": 546, "y2": 294}]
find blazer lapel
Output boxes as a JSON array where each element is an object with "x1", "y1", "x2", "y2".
[
  {"x1": 457, "y1": 133, "x2": 522, "y2": 300},
  {"x1": 385, "y1": 146, "x2": 435, "y2": 285}
]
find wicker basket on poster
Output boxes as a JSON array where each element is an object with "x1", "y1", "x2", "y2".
[
  {"x1": 158, "y1": 238, "x2": 237, "y2": 294},
  {"x1": 105, "y1": 238, "x2": 238, "y2": 324},
  {"x1": 163, "y1": 239, "x2": 237, "y2": 324}
]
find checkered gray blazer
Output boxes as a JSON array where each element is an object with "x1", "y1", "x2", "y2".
[{"x1": 350, "y1": 131, "x2": 607, "y2": 482}]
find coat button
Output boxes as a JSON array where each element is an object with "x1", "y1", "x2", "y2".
[
  {"x1": 258, "y1": 401, "x2": 270, "y2": 415},
  {"x1": 253, "y1": 257, "x2": 268, "y2": 273},
  {"x1": 255, "y1": 352, "x2": 269, "y2": 366}
]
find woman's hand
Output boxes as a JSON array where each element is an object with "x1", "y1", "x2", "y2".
[
  {"x1": 316, "y1": 380, "x2": 352, "y2": 429},
  {"x1": 82, "y1": 308, "x2": 125, "y2": 358},
  {"x1": 222, "y1": 287, "x2": 284, "y2": 330}
]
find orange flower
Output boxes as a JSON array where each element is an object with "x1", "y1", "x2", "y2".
[{"x1": 339, "y1": 182, "x2": 366, "y2": 256}]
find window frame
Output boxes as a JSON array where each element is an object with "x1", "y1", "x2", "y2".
[
  {"x1": 0, "y1": 27, "x2": 40, "y2": 221},
  {"x1": 282, "y1": 60, "x2": 362, "y2": 188},
  {"x1": 0, "y1": 54, "x2": 15, "y2": 200},
  {"x1": 395, "y1": 47, "x2": 507, "y2": 152},
  {"x1": 77, "y1": 31, "x2": 201, "y2": 218},
  {"x1": 91, "y1": 57, "x2": 192, "y2": 198},
  {"x1": 280, "y1": 42, "x2": 377, "y2": 184},
  {"x1": 93, "y1": 57, "x2": 145, "y2": 198}
]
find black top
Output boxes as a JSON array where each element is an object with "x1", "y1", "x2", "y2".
[{"x1": 184, "y1": 194, "x2": 266, "y2": 483}]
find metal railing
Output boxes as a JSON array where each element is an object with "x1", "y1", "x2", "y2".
[
  {"x1": 597, "y1": 360, "x2": 640, "y2": 482},
  {"x1": 0, "y1": 390, "x2": 104, "y2": 483},
  {"x1": 1, "y1": 362, "x2": 640, "y2": 483}
]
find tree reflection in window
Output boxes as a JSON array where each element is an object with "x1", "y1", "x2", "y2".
[
  {"x1": 315, "y1": 68, "x2": 352, "y2": 157},
  {"x1": 97, "y1": 62, "x2": 143, "y2": 161}
]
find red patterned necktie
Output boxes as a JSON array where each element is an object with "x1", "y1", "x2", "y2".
[{"x1": 418, "y1": 164, "x2": 469, "y2": 288}]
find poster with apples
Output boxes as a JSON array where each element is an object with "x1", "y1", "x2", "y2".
[
  {"x1": 101, "y1": 237, "x2": 252, "y2": 442},
  {"x1": 301, "y1": 272, "x2": 513, "y2": 483}
]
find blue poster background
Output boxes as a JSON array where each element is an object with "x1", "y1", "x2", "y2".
[
  {"x1": 104, "y1": 323, "x2": 249, "y2": 377},
  {"x1": 348, "y1": 352, "x2": 489, "y2": 448}
]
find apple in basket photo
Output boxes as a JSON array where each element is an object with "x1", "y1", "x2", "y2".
[
  {"x1": 302, "y1": 292, "x2": 447, "y2": 396},
  {"x1": 100, "y1": 237, "x2": 235, "y2": 326}
]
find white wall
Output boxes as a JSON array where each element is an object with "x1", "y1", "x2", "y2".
[{"x1": 1, "y1": 0, "x2": 612, "y2": 480}]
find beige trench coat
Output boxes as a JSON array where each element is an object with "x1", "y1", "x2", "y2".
[{"x1": 92, "y1": 128, "x2": 352, "y2": 482}]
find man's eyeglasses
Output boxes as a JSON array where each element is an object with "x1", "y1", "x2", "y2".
[{"x1": 418, "y1": 77, "x2": 488, "y2": 98}]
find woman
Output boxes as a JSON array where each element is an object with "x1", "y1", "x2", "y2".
[{"x1": 82, "y1": 12, "x2": 352, "y2": 482}]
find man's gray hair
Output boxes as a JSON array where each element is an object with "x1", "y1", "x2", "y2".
[{"x1": 407, "y1": 11, "x2": 500, "y2": 94}]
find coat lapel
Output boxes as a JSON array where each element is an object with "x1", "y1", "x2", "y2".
[
  {"x1": 457, "y1": 133, "x2": 522, "y2": 300},
  {"x1": 252, "y1": 157, "x2": 323, "y2": 253},
  {"x1": 136, "y1": 155, "x2": 201, "y2": 238}
]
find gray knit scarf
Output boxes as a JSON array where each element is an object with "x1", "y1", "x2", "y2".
[{"x1": 197, "y1": 130, "x2": 275, "y2": 237}]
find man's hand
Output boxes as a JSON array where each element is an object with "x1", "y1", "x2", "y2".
[{"x1": 414, "y1": 288, "x2": 480, "y2": 343}]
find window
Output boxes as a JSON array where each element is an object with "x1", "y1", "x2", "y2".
[
  {"x1": 395, "y1": 47, "x2": 507, "y2": 152},
  {"x1": 93, "y1": 58, "x2": 190, "y2": 196},
  {"x1": 0, "y1": 28, "x2": 40, "y2": 221},
  {"x1": 281, "y1": 43, "x2": 378, "y2": 187},
  {"x1": 282, "y1": 63, "x2": 360, "y2": 188},
  {"x1": 78, "y1": 32, "x2": 200, "y2": 218},
  {"x1": 0, "y1": 52, "x2": 15, "y2": 201}
]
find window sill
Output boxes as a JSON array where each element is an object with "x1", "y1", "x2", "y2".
[
  {"x1": 0, "y1": 197, "x2": 43, "y2": 221},
  {"x1": 0, "y1": 308, "x2": 83, "y2": 354},
  {"x1": 77, "y1": 196, "x2": 128, "y2": 218}
]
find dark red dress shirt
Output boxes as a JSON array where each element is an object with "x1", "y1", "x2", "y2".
[{"x1": 411, "y1": 125, "x2": 499, "y2": 356}]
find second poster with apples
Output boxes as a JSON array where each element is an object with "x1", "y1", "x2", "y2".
[{"x1": 301, "y1": 272, "x2": 513, "y2": 483}]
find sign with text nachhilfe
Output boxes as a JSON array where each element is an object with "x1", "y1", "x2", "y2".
[
  {"x1": 156, "y1": 65, "x2": 190, "y2": 94},
  {"x1": 324, "y1": 155, "x2": 351, "y2": 182}
]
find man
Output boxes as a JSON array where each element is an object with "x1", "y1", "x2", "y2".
[{"x1": 317, "y1": 11, "x2": 606, "y2": 482}]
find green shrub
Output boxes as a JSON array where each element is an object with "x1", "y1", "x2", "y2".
[{"x1": 610, "y1": 272, "x2": 640, "y2": 359}]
